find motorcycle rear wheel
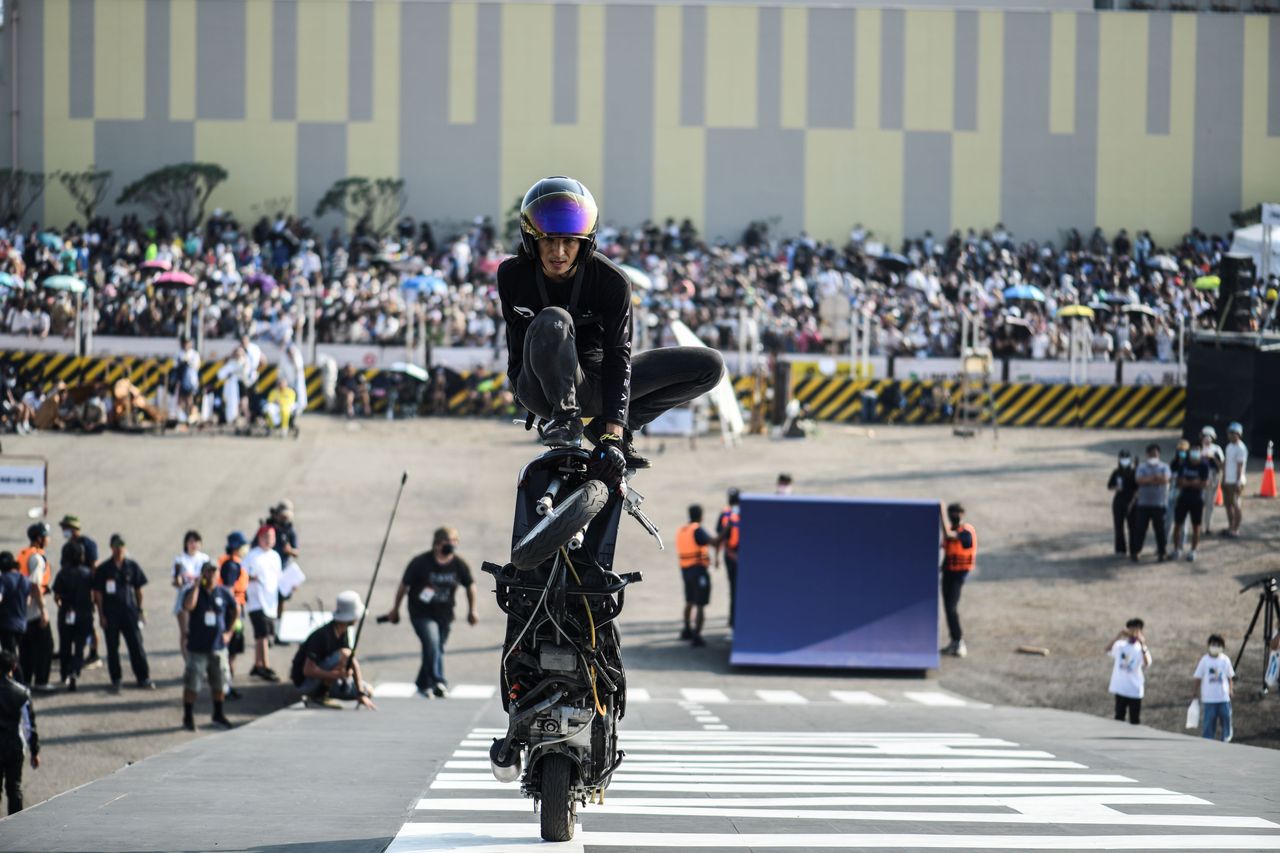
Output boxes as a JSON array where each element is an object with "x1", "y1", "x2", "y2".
[
  {"x1": 512, "y1": 480, "x2": 609, "y2": 571},
  {"x1": 539, "y1": 753, "x2": 575, "y2": 841}
]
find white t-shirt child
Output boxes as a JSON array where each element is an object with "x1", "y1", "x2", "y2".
[
  {"x1": 1108, "y1": 638, "x2": 1151, "y2": 699},
  {"x1": 1193, "y1": 652, "x2": 1235, "y2": 704},
  {"x1": 1224, "y1": 439, "x2": 1248, "y2": 486}
]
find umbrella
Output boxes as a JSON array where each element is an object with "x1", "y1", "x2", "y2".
[
  {"x1": 42, "y1": 275, "x2": 85, "y2": 294},
  {"x1": 1194, "y1": 275, "x2": 1220, "y2": 291},
  {"x1": 1003, "y1": 284, "x2": 1046, "y2": 302},
  {"x1": 140, "y1": 259, "x2": 172, "y2": 272},
  {"x1": 1087, "y1": 301, "x2": 1113, "y2": 313},
  {"x1": 618, "y1": 264, "x2": 653, "y2": 291},
  {"x1": 154, "y1": 271, "x2": 196, "y2": 288},
  {"x1": 1145, "y1": 255, "x2": 1179, "y2": 273},
  {"x1": 38, "y1": 232, "x2": 63, "y2": 250},
  {"x1": 876, "y1": 252, "x2": 912, "y2": 272},
  {"x1": 402, "y1": 274, "x2": 447, "y2": 295},
  {"x1": 1121, "y1": 304, "x2": 1159, "y2": 317},
  {"x1": 1058, "y1": 305, "x2": 1095, "y2": 319},
  {"x1": 246, "y1": 272, "x2": 277, "y2": 291},
  {"x1": 387, "y1": 362, "x2": 429, "y2": 382},
  {"x1": 0, "y1": 272, "x2": 20, "y2": 291},
  {"x1": 1103, "y1": 293, "x2": 1136, "y2": 304}
]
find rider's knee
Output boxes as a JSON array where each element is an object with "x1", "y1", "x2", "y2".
[{"x1": 531, "y1": 306, "x2": 573, "y2": 336}]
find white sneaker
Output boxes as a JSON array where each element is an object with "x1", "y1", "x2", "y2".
[
  {"x1": 1187, "y1": 550, "x2": 1197, "y2": 562},
  {"x1": 955, "y1": 640, "x2": 968, "y2": 658},
  {"x1": 1171, "y1": 549, "x2": 1182, "y2": 560}
]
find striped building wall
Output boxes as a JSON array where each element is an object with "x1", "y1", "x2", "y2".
[{"x1": 3, "y1": 1, "x2": 1279, "y2": 244}]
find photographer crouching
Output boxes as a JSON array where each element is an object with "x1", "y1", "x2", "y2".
[{"x1": 289, "y1": 592, "x2": 377, "y2": 711}]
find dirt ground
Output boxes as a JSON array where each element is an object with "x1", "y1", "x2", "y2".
[{"x1": 6, "y1": 415, "x2": 1279, "y2": 809}]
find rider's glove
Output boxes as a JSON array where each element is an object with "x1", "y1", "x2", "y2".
[{"x1": 588, "y1": 434, "x2": 627, "y2": 487}]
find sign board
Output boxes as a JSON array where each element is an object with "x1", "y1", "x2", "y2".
[{"x1": 0, "y1": 461, "x2": 46, "y2": 498}]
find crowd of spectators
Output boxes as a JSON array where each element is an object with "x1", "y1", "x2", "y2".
[{"x1": 1, "y1": 210, "x2": 1276, "y2": 365}]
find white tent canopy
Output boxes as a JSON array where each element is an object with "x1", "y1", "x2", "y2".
[{"x1": 1229, "y1": 223, "x2": 1280, "y2": 279}]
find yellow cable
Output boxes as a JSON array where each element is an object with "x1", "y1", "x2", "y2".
[{"x1": 562, "y1": 549, "x2": 607, "y2": 717}]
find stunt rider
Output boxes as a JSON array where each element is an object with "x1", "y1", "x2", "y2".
[{"x1": 498, "y1": 176, "x2": 725, "y2": 477}]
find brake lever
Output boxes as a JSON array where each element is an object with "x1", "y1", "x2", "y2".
[{"x1": 620, "y1": 482, "x2": 663, "y2": 551}]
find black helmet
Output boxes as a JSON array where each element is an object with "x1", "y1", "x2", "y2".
[
  {"x1": 727, "y1": 488, "x2": 740, "y2": 505},
  {"x1": 519, "y1": 176, "x2": 599, "y2": 261},
  {"x1": 27, "y1": 521, "x2": 50, "y2": 542}
]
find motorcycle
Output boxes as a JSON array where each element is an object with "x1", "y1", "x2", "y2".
[{"x1": 482, "y1": 433, "x2": 661, "y2": 842}]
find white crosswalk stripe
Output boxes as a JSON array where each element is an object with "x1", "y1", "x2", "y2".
[
  {"x1": 372, "y1": 683, "x2": 977, "y2": 707},
  {"x1": 385, "y1": 728, "x2": 1280, "y2": 851}
]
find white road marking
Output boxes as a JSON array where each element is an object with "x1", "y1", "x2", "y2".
[
  {"x1": 830, "y1": 690, "x2": 889, "y2": 705},
  {"x1": 905, "y1": 691, "x2": 969, "y2": 707},
  {"x1": 432, "y1": 775, "x2": 1142, "y2": 792},
  {"x1": 374, "y1": 682, "x2": 419, "y2": 698},
  {"x1": 679, "y1": 687, "x2": 729, "y2": 703},
  {"x1": 410, "y1": 799, "x2": 1270, "y2": 828},
  {"x1": 756, "y1": 689, "x2": 808, "y2": 704},
  {"x1": 390, "y1": 825, "x2": 1280, "y2": 850},
  {"x1": 703, "y1": 724, "x2": 730, "y2": 730},
  {"x1": 420, "y1": 789, "x2": 1197, "y2": 805},
  {"x1": 693, "y1": 716, "x2": 721, "y2": 723},
  {"x1": 448, "y1": 684, "x2": 497, "y2": 700},
  {"x1": 625, "y1": 688, "x2": 650, "y2": 703},
  {"x1": 466, "y1": 728, "x2": 989, "y2": 740}
]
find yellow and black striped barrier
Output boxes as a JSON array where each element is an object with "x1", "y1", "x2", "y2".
[{"x1": 789, "y1": 375, "x2": 1185, "y2": 429}]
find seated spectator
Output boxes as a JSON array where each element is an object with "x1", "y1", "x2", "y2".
[{"x1": 290, "y1": 591, "x2": 376, "y2": 710}]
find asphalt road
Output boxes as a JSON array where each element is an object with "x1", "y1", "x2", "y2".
[{"x1": 3, "y1": 415, "x2": 1278, "y2": 815}]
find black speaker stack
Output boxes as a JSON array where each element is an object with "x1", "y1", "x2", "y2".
[{"x1": 1217, "y1": 254, "x2": 1256, "y2": 333}]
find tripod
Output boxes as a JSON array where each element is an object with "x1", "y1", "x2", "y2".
[{"x1": 1233, "y1": 576, "x2": 1280, "y2": 695}]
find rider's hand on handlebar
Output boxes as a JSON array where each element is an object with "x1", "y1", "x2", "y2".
[{"x1": 588, "y1": 435, "x2": 627, "y2": 487}]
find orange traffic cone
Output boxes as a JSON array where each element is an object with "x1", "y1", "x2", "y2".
[
  {"x1": 1260, "y1": 441, "x2": 1277, "y2": 498},
  {"x1": 1215, "y1": 482, "x2": 1224, "y2": 506}
]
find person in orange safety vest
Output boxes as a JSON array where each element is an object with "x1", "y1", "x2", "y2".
[
  {"x1": 714, "y1": 488, "x2": 741, "y2": 629},
  {"x1": 677, "y1": 505, "x2": 719, "y2": 647},
  {"x1": 940, "y1": 502, "x2": 977, "y2": 659}
]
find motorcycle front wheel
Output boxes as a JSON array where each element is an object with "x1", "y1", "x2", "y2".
[
  {"x1": 512, "y1": 480, "x2": 609, "y2": 571},
  {"x1": 539, "y1": 753, "x2": 575, "y2": 841}
]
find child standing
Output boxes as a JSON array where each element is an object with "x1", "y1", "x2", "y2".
[
  {"x1": 1192, "y1": 634, "x2": 1234, "y2": 741},
  {"x1": 1107, "y1": 618, "x2": 1152, "y2": 724}
]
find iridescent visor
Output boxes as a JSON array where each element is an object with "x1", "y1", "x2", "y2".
[{"x1": 523, "y1": 192, "x2": 598, "y2": 239}]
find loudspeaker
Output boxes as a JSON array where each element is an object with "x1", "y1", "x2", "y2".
[
  {"x1": 1218, "y1": 254, "x2": 1256, "y2": 332},
  {"x1": 1186, "y1": 339, "x2": 1280, "y2": 457}
]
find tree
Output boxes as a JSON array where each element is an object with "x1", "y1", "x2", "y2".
[
  {"x1": 314, "y1": 177, "x2": 406, "y2": 236},
  {"x1": 0, "y1": 169, "x2": 48, "y2": 225},
  {"x1": 59, "y1": 166, "x2": 113, "y2": 225},
  {"x1": 116, "y1": 162, "x2": 228, "y2": 234}
]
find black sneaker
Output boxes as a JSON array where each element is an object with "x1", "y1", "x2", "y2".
[
  {"x1": 182, "y1": 717, "x2": 196, "y2": 732},
  {"x1": 680, "y1": 627, "x2": 694, "y2": 640},
  {"x1": 226, "y1": 688, "x2": 243, "y2": 701},
  {"x1": 210, "y1": 715, "x2": 234, "y2": 730},
  {"x1": 138, "y1": 679, "x2": 156, "y2": 690},
  {"x1": 68, "y1": 677, "x2": 77, "y2": 693},
  {"x1": 541, "y1": 417, "x2": 583, "y2": 448},
  {"x1": 690, "y1": 635, "x2": 706, "y2": 647}
]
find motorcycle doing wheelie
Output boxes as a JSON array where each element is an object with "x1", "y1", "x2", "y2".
[{"x1": 482, "y1": 431, "x2": 662, "y2": 842}]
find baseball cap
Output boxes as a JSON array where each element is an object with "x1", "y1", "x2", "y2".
[
  {"x1": 1201, "y1": 425, "x2": 1217, "y2": 439},
  {"x1": 109, "y1": 533, "x2": 126, "y2": 547},
  {"x1": 0, "y1": 552, "x2": 14, "y2": 571},
  {"x1": 59, "y1": 514, "x2": 81, "y2": 529},
  {"x1": 1228, "y1": 421, "x2": 1243, "y2": 435},
  {"x1": 226, "y1": 531, "x2": 248, "y2": 552},
  {"x1": 256, "y1": 525, "x2": 274, "y2": 542},
  {"x1": 947, "y1": 502, "x2": 965, "y2": 515}
]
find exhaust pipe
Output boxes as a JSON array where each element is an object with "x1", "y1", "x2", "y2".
[{"x1": 490, "y1": 738, "x2": 522, "y2": 783}]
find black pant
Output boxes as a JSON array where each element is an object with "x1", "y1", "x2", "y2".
[
  {"x1": 19, "y1": 620, "x2": 53, "y2": 687},
  {"x1": 1130, "y1": 506, "x2": 1166, "y2": 558},
  {"x1": 516, "y1": 307, "x2": 725, "y2": 428},
  {"x1": 0, "y1": 751, "x2": 22, "y2": 814},
  {"x1": 941, "y1": 571, "x2": 967, "y2": 643},
  {"x1": 105, "y1": 617, "x2": 150, "y2": 685},
  {"x1": 724, "y1": 556, "x2": 738, "y2": 628},
  {"x1": 58, "y1": 622, "x2": 90, "y2": 681},
  {"x1": 0, "y1": 630, "x2": 23, "y2": 681},
  {"x1": 1114, "y1": 694, "x2": 1142, "y2": 724},
  {"x1": 1111, "y1": 494, "x2": 1135, "y2": 554}
]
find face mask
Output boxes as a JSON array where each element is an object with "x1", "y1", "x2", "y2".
[
  {"x1": 777, "y1": 485, "x2": 792, "y2": 496},
  {"x1": 1119, "y1": 458, "x2": 1132, "y2": 468},
  {"x1": 62, "y1": 529, "x2": 72, "y2": 540},
  {"x1": 1208, "y1": 644, "x2": 1223, "y2": 656},
  {"x1": 1189, "y1": 452, "x2": 1201, "y2": 463},
  {"x1": 1178, "y1": 450, "x2": 1187, "y2": 459},
  {"x1": 438, "y1": 543, "x2": 455, "y2": 557}
]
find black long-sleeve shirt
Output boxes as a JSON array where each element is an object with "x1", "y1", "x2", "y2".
[
  {"x1": 0, "y1": 675, "x2": 38, "y2": 759},
  {"x1": 497, "y1": 251, "x2": 633, "y2": 426}
]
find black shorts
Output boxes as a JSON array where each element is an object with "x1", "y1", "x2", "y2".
[
  {"x1": 1175, "y1": 498, "x2": 1204, "y2": 527},
  {"x1": 227, "y1": 626, "x2": 245, "y2": 656},
  {"x1": 249, "y1": 610, "x2": 275, "y2": 640},
  {"x1": 681, "y1": 566, "x2": 711, "y2": 606}
]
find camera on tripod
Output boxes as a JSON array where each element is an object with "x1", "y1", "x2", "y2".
[{"x1": 1235, "y1": 575, "x2": 1280, "y2": 695}]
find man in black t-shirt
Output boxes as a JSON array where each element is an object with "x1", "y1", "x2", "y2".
[
  {"x1": 290, "y1": 591, "x2": 375, "y2": 710},
  {"x1": 181, "y1": 562, "x2": 237, "y2": 731},
  {"x1": 92, "y1": 534, "x2": 153, "y2": 690},
  {"x1": 1173, "y1": 447, "x2": 1211, "y2": 563},
  {"x1": 383, "y1": 526, "x2": 478, "y2": 698},
  {"x1": 51, "y1": 541, "x2": 93, "y2": 690}
]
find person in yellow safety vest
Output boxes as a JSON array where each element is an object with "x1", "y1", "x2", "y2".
[
  {"x1": 265, "y1": 376, "x2": 298, "y2": 434},
  {"x1": 713, "y1": 488, "x2": 741, "y2": 629},
  {"x1": 677, "y1": 505, "x2": 720, "y2": 647},
  {"x1": 940, "y1": 502, "x2": 977, "y2": 659},
  {"x1": 16, "y1": 523, "x2": 55, "y2": 691}
]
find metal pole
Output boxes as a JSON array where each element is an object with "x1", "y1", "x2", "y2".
[
  {"x1": 737, "y1": 306, "x2": 747, "y2": 378},
  {"x1": 183, "y1": 288, "x2": 192, "y2": 341},
  {"x1": 10, "y1": 0, "x2": 19, "y2": 174},
  {"x1": 84, "y1": 286, "x2": 94, "y2": 355},
  {"x1": 1178, "y1": 313, "x2": 1185, "y2": 385},
  {"x1": 196, "y1": 296, "x2": 205, "y2": 354},
  {"x1": 308, "y1": 295, "x2": 318, "y2": 364},
  {"x1": 74, "y1": 291, "x2": 82, "y2": 356}
]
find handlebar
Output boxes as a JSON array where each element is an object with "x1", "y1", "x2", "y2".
[{"x1": 482, "y1": 560, "x2": 641, "y2": 595}]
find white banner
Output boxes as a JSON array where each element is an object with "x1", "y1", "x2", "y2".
[{"x1": 0, "y1": 464, "x2": 46, "y2": 498}]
